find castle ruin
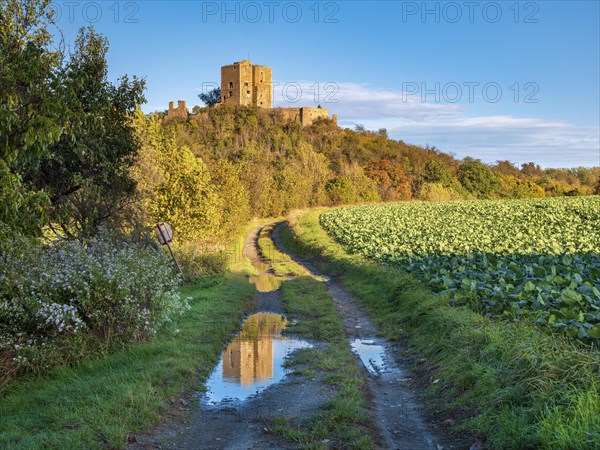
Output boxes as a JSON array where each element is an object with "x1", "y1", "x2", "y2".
[
  {"x1": 221, "y1": 60, "x2": 273, "y2": 108},
  {"x1": 167, "y1": 60, "x2": 335, "y2": 126},
  {"x1": 167, "y1": 100, "x2": 189, "y2": 119}
]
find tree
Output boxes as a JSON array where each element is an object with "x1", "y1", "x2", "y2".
[
  {"x1": 497, "y1": 174, "x2": 545, "y2": 199},
  {"x1": 0, "y1": 1, "x2": 145, "y2": 238},
  {"x1": 152, "y1": 145, "x2": 220, "y2": 243},
  {"x1": 492, "y1": 160, "x2": 521, "y2": 178},
  {"x1": 0, "y1": 0, "x2": 63, "y2": 235},
  {"x1": 199, "y1": 87, "x2": 221, "y2": 107},
  {"x1": 423, "y1": 159, "x2": 451, "y2": 184},
  {"x1": 457, "y1": 159, "x2": 499, "y2": 198},
  {"x1": 131, "y1": 114, "x2": 221, "y2": 244},
  {"x1": 364, "y1": 159, "x2": 411, "y2": 201},
  {"x1": 25, "y1": 27, "x2": 145, "y2": 239},
  {"x1": 521, "y1": 162, "x2": 543, "y2": 178},
  {"x1": 278, "y1": 143, "x2": 332, "y2": 210},
  {"x1": 325, "y1": 176, "x2": 358, "y2": 205},
  {"x1": 211, "y1": 160, "x2": 250, "y2": 241}
]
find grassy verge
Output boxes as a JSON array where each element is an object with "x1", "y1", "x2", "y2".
[
  {"x1": 256, "y1": 226, "x2": 374, "y2": 449},
  {"x1": 275, "y1": 278, "x2": 374, "y2": 450},
  {"x1": 0, "y1": 275, "x2": 254, "y2": 449},
  {"x1": 257, "y1": 222, "x2": 310, "y2": 277},
  {"x1": 280, "y1": 210, "x2": 600, "y2": 449}
]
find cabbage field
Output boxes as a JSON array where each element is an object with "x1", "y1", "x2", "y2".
[{"x1": 320, "y1": 197, "x2": 600, "y2": 341}]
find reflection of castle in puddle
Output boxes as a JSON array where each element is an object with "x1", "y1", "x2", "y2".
[
  {"x1": 222, "y1": 313, "x2": 287, "y2": 385},
  {"x1": 203, "y1": 312, "x2": 311, "y2": 404}
]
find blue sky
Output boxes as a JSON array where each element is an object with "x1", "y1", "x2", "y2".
[{"x1": 53, "y1": 1, "x2": 599, "y2": 168}]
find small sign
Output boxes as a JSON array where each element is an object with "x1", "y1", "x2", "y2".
[{"x1": 154, "y1": 222, "x2": 174, "y2": 245}]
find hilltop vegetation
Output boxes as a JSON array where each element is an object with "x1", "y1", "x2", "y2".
[{"x1": 159, "y1": 104, "x2": 599, "y2": 223}]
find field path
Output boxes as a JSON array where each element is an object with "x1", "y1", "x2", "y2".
[
  {"x1": 130, "y1": 224, "x2": 446, "y2": 449},
  {"x1": 271, "y1": 222, "x2": 441, "y2": 450},
  {"x1": 130, "y1": 225, "x2": 336, "y2": 449}
]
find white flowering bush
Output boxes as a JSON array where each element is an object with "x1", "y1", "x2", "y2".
[{"x1": 0, "y1": 231, "x2": 188, "y2": 377}]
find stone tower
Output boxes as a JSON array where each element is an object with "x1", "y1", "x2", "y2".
[{"x1": 221, "y1": 60, "x2": 272, "y2": 108}]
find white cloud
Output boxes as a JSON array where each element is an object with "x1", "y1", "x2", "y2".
[{"x1": 273, "y1": 81, "x2": 599, "y2": 168}]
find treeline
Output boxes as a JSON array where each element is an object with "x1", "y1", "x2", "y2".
[{"x1": 153, "y1": 104, "x2": 599, "y2": 235}]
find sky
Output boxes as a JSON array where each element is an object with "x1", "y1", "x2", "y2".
[{"x1": 52, "y1": 0, "x2": 600, "y2": 168}]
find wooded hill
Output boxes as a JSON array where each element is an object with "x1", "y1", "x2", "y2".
[{"x1": 152, "y1": 104, "x2": 599, "y2": 227}]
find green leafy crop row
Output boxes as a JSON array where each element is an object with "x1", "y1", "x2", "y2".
[{"x1": 320, "y1": 197, "x2": 600, "y2": 341}]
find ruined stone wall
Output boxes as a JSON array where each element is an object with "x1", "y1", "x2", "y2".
[
  {"x1": 276, "y1": 107, "x2": 302, "y2": 123},
  {"x1": 300, "y1": 107, "x2": 330, "y2": 126},
  {"x1": 274, "y1": 107, "x2": 331, "y2": 126},
  {"x1": 167, "y1": 100, "x2": 189, "y2": 119}
]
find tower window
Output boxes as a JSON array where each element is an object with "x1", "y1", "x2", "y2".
[
  {"x1": 247, "y1": 90, "x2": 251, "y2": 95},
  {"x1": 229, "y1": 82, "x2": 233, "y2": 89}
]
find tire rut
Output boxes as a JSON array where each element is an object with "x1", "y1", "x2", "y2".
[{"x1": 271, "y1": 222, "x2": 443, "y2": 450}]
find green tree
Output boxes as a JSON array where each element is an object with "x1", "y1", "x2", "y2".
[
  {"x1": 152, "y1": 145, "x2": 220, "y2": 243},
  {"x1": 325, "y1": 176, "x2": 358, "y2": 205},
  {"x1": 0, "y1": 1, "x2": 144, "y2": 238},
  {"x1": 132, "y1": 113, "x2": 221, "y2": 244},
  {"x1": 0, "y1": 0, "x2": 63, "y2": 235},
  {"x1": 457, "y1": 159, "x2": 499, "y2": 198},
  {"x1": 26, "y1": 27, "x2": 145, "y2": 238},
  {"x1": 423, "y1": 159, "x2": 452, "y2": 184},
  {"x1": 211, "y1": 160, "x2": 250, "y2": 241},
  {"x1": 199, "y1": 87, "x2": 221, "y2": 107}
]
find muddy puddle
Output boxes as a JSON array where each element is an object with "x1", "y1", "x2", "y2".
[
  {"x1": 202, "y1": 312, "x2": 311, "y2": 405},
  {"x1": 249, "y1": 261, "x2": 286, "y2": 292},
  {"x1": 350, "y1": 337, "x2": 406, "y2": 380}
]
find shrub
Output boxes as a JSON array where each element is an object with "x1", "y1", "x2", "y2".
[
  {"x1": 0, "y1": 231, "x2": 187, "y2": 379},
  {"x1": 174, "y1": 242, "x2": 229, "y2": 281},
  {"x1": 418, "y1": 182, "x2": 463, "y2": 201},
  {"x1": 325, "y1": 176, "x2": 358, "y2": 205},
  {"x1": 457, "y1": 159, "x2": 500, "y2": 198}
]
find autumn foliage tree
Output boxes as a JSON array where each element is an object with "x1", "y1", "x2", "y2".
[{"x1": 364, "y1": 159, "x2": 412, "y2": 201}]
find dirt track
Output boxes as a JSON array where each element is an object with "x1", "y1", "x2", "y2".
[
  {"x1": 272, "y1": 223, "x2": 441, "y2": 450},
  {"x1": 130, "y1": 224, "x2": 451, "y2": 449}
]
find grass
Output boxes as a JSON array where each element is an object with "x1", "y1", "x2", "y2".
[
  {"x1": 0, "y1": 275, "x2": 255, "y2": 449},
  {"x1": 280, "y1": 209, "x2": 600, "y2": 449},
  {"x1": 256, "y1": 226, "x2": 374, "y2": 449},
  {"x1": 257, "y1": 222, "x2": 310, "y2": 277},
  {"x1": 275, "y1": 278, "x2": 374, "y2": 450}
]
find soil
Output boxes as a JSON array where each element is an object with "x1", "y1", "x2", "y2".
[{"x1": 129, "y1": 223, "x2": 471, "y2": 449}]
